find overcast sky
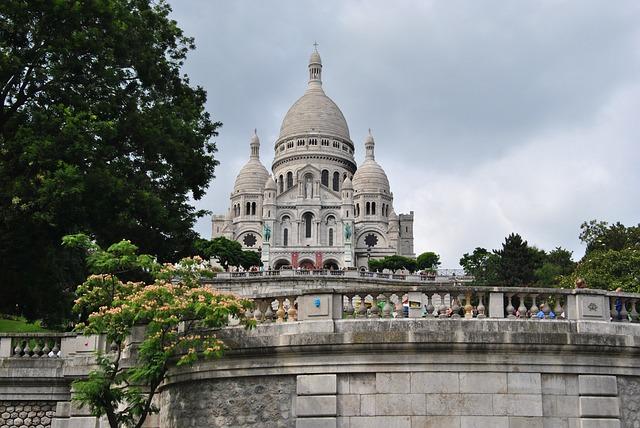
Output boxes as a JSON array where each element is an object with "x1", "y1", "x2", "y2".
[{"x1": 169, "y1": 0, "x2": 640, "y2": 267}]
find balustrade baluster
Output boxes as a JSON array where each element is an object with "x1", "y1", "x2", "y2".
[
  {"x1": 344, "y1": 294, "x2": 355, "y2": 318},
  {"x1": 438, "y1": 293, "x2": 448, "y2": 318},
  {"x1": 529, "y1": 294, "x2": 539, "y2": 319},
  {"x1": 52, "y1": 342, "x2": 60, "y2": 358},
  {"x1": 381, "y1": 294, "x2": 393, "y2": 319},
  {"x1": 287, "y1": 297, "x2": 298, "y2": 322},
  {"x1": 42, "y1": 342, "x2": 51, "y2": 358},
  {"x1": 13, "y1": 341, "x2": 23, "y2": 357},
  {"x1": 464, "y1": 291, "x2": 473, "y2": 319},
  {"x1": 356, "y1": 295, "x2": 367, "y2": 318},
  {"x1": 253, "y1": 301, "x2": 263, "y2": 323},
  {"x1": 506, "y1": 293, "x2": 516, "y2": 319},
  {"x1": 370, "y1": 295, "x2": 380, "y2": 318},
  {"x1": 630, "y1": 299, "x2": 639, "y2": 323},
  {"x1": 542, "y1": 296, "x2": 551, "y2": 319},
  {"x1": 264, "y1": 300, "x2": 275, "y2": 323},
  {"x1": 450, "y1": 294, "x2": 461, "y2": 319},
  {"x1": 517, "y1": 294, "x2": 527, "y2": 319},
  {"x1": 620, "y1": 298, "x2": 629, "y2": 322},
  {"x1": 476, "y1": 293, "x2": 486, "y2": 319},
  {"x1": 22, "y1": 341, "x2": 31, "y2": 357},
  {"x1": 32, "y1": 341, "x2": 42, "y2": 357},
  {"x1": 276, "y1": 299, "x2": 286, "y2": 323},
  {"x1": 610, "y1": 297, "x2": 618, "y2": 322},
  {"x1": 425, "y1": 294, "x2": 435, "y2": 318},
  {"x1": 554, "y1": 296, "x2": 563, "y2": 320}
]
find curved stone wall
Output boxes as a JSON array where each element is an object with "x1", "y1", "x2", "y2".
[{"x1": 160, "y1": 319, "x2": 640, "y2": 428}]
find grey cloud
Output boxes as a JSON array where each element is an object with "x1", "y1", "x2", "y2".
[{"x1": 169, "y1": 0, "x2": 640, "y2": 266}]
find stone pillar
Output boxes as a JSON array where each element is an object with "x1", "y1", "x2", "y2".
[
  {"x1": 262, "y1": 242, "x2": 270, "y2": 270},
  {"x1": 489, "y1": 292, "x2": 504, "y2": 318},
  {"x1": 297, "y1": 294, "x2": 343, "y2": 321},
  {"x1": 565, "y1": 294, "x2": 608, "y2": 321},
  {"x1": 408, "y1": 291, "x2": 423, "y2": 318}
]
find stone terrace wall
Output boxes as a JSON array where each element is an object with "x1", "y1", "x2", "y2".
[
  {"x1": 160, "y1": 375, "x2": 296, "y2": 428},
  {"x1": 160, "y1": 319, "x2": 640, "y2": 428},
  {"x1": 0, "y1": 401, "x2": 56, "y2": 428}
]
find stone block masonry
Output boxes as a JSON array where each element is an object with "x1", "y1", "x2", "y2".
[{"x1": 0, "y1": 401, "x2": 56, "y2": 428}]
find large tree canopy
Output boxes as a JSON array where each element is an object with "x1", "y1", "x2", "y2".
[{"x1": 0, "y1": 0, "x2": 219, "y2": 324}]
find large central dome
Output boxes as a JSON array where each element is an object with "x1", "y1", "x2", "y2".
[{"x1": 277, "y1": 49, "x2": 350, "y2": 142}]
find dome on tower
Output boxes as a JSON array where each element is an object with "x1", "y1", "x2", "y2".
[
  {"x1": 278, "y1": 47, "x2": 350, "y2": 142},
  {"x1": 352, "y1": 130, "x2": 390, "y2": 193},
  {"x1": 233, "y1": 130, "x2": 269, "y2": 193}
]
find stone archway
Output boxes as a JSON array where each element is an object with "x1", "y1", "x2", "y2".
[
  {"x1": 323, "y1": 260, "x2": 339, "y2": 270},
  {"x1": 273, "y1": 259, "x2": 291, "y2": 270},
  {"x1": 299, "y1": 259, "x2": 315, "y2": 270}
]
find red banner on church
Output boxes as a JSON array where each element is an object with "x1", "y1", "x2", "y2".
[
  {"x1": 315, "y1": 252, "x2": 323, "y2": 269},
  {"x1": 291, "y1": 252, "x2": 299, "y2": 268}
]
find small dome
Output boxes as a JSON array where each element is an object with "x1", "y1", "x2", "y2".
[
  {"x1": 234, "y1": 160, "x2": 269, "y2": 193},
  {"x1": 234, "y1": 130, "x2": 269, "y2": 193},
  {"x1": 264, "y1": 175, "x2": 277, "y2": 190},
  {"x1": 342, "y1": 176, "x2": 353, "y2": 190},
  {"x1": 352, "y1": 130, "x2": 390, "y2": 193},
  {"x1": 353, "y1": 160, "x2": 390, "y2": 193}
]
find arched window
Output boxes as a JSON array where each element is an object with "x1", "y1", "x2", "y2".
[
  {"x1": 279, "y1": 175, "x2": 283, "y2": 193},
  {"x1": 332, "y1": 172, "x2": 340, "y2": 191},
  {"x1": 283, "y1": 228, "x2": 288, "y2": 247},
  {"x1": 372, "y1": 202, "x2": 376, "y2": 215},
  {"x1": 303, "y1": 212, "x2": 313, "y2": 238},
  {"x1": 245, "y1": 202, "x2": 251, "y2": 215},
  {"x1": 321, "y1": 170, "x2": 329, "y2": 187},
  {"x1": 356, "y1": 204, "x2": 360, "y2": 216},
  {"x1": 286, "y1": 172, "x2": 293, "y2": 189},
  {"x1": 251, "y1": 202, "x2": 256, "y2": 215},
  {"x1": 366, "y1": 202, "x2": 371, "y2": 215},
  {"x1": 329, "y1": 228, "x2": 334, "y2": 246}
]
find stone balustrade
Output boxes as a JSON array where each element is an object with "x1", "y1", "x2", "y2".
[
  {"x1": 0, "y1": 332, "x2": 111, "y2": 360},
  {"x1": 243, "y1": 284, "x2": 640, "y2": 324},
  {"x1": 215, "y1": 268, "x2": 474, "y2": 282}
]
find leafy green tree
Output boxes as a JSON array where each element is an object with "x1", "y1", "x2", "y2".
[
  {"x1": 0, "y1": 0, "x2": 219, "y2": 324},
  {"x1": 239, "y1": 250, "x2": 262, "y2": 270},
  {"x1": 416, "y1": 251, "x2": 441, "y2": 271},
  {"x1": 195, "y1": 237, "x2": 244, "y2": 270},
  {"x1": 563, "y1": 249, "x2": 640, "y2": 292},
  {"x1": 459, "y1": 247, "x2": 500, "y2": 284},
  {"x1": 494, "y1": 234, "x2": 544, "y2": 286},
  {"x1": 534, "y1": 247, "x2": 576, "y2": 286},
  {"x1": 558, "y1": 220, "x2": 640, "y2": 291},
  {"x1": 368, "y1": 255, "x2": 417, "y2": 273},
  {"x1": 579, "y1": 220, "x2": 640, "y2": 255},
  {"x1": 66, "y1": 234, "x2": 253, "y2": 428}
]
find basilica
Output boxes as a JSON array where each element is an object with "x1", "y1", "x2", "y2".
[{"x1": 211, "y1": 48, "x2": 414, "y2": 270}]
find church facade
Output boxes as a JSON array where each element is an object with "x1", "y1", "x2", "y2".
[{"x1": 211, "y1": 49, "x2": 414, "y2": 270}]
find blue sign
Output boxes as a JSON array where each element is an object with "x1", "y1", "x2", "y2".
[{"x1": 314, "y1": 298, "x2": 321, "y2": 308}]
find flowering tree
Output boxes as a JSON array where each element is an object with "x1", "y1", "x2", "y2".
[{"x1": 63, "y1": 234, "x2": 254, "y2": 428}]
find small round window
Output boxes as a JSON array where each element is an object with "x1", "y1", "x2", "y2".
[
  {"x1": 364, "y1": 234, "x2": 378, "y2": 248},
  {"x1": 243, "y1": 233, "x2": 257, "y2": 247}
]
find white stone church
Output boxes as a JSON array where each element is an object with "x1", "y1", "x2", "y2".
[{"x1": 212, "y1": 48, "x2": 414, "y2": 270}]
